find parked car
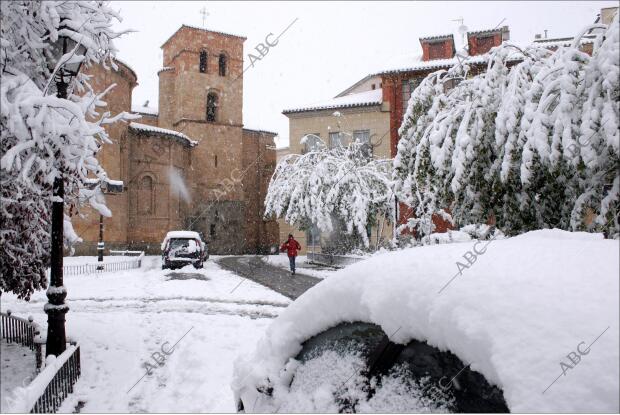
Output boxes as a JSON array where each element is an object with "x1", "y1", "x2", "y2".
[
  {"x1": 161, "y1": 231, "x2": 208, "y2": 270},
  {"x1": 232, "y1": 230, "x2": 619, "y2": 413}
]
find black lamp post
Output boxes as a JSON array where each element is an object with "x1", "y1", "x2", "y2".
[
  {"x1": 45, "y1": 31, "x2": 86, "y2": 357},
  {"x1": 96, "y1": 179, "x2": 123, "y2": 269}
]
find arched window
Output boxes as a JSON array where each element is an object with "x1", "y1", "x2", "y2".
[
  {"x1": 218, "y1": 53, "x2": 227, "y2": 76},
  {"x1": 199, "y1": 50, "x2": 208, "y2": 73},
  {"x1": 206, "y1": 92, "x2": 218, "y2": 122},
  {"x1": 138, "y1": 176, "x2": 154, "y2": 215}
]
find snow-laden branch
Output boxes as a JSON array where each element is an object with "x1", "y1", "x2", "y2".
[
  {"x1": 1, "y1": 1, "x2": 133, "y2": 300},
  {"x1": 265, "y1": 143, "x2": 394, "y2": 247},
  {"x1": 394, "y1": 13, "x2": 619, "y2": 238}
]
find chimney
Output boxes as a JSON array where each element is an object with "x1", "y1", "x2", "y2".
[
  {"x1": 467, "y1": 27, "x2": 508, "y2": 56},
  {"x1": 419, "y1": 34, "x2": 455, "y2": 61},
  {"x1": 501, "y1": 26, "x2": 510, "y2": 42}
]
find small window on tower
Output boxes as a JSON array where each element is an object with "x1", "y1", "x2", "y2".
[
  {"x1": 214, "y1": 154, "x2": 218, "y2": 167},
  {"x1": 219, "y1": 53, "x2": 227, "y2": 76},
  {"x1": 199, "y1": 50, "x2": 207, "y2": 73},
  {"x1": 210, "y1": 224, "x2": 216, "y2": 238},
  {"x1": 207, "y1": 92, "x2": 218, "y2": 122}
]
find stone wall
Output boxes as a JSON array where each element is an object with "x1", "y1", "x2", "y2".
[
  {"x1": 242, "y1": 129, "x2": 280, "y2": 254},
  {"x1": 71, "y1": 60, "x2": 136, "y2": 253},
  {"x1": 125, "y1": 129, "x2": 193, "y2": 247}
]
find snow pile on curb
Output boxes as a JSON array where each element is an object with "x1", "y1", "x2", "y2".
[
  {"x1": 232, "y1": 229, "x2": 619, "y2": 412},
  {"x1": 5, "y1": 345, "x2": 78, "y2": 413}
]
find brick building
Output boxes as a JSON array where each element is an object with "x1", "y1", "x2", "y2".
[{"x1": 73, "y1": 25, "x2": 279, "y2": 255}]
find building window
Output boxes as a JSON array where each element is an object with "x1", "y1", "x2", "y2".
[
  {"x1": 138, "y1": 175, "x2": 154, "y2": 215},
  {"x1": 214, "y1": 154, "x2": 218, "y2": 167},
  {"x1": 353, "y1": 129, "x2": 372, "y2": 158},
  {"x1": 210, "y1": 223, "x2": 216, "y2": 238},
  {"x1": 428, "y1": 42, "x2": 445, "y2": 60},
  {"x1": 199, "y1": 50, "x2": 207, "y2": 73},
  {"x1": 218, "y1": 53, "x2": 227, "y2": 76},
  {"x1": 329, "y1": 132, "x2": 344, "y2": 149},
  {"x1": 302, "y1": 133, "x2": 322, "y2": 153},
  {"x1": 371, "y1": 84, "x2": 376, "y2": 90},
  {"x1": 206, "y1": 92, "x2": 218, "y2": 122},
  {"x1": 402, "y1": 78, "x2": 422, "y2": 113}
]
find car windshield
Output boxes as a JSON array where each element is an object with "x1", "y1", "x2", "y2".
[
  {"x1": 277, "y1": 322, "x2": 507, "y2": 413},
  {"x1": 169, "y1": 239, "x2": 198, "y2": 252}
]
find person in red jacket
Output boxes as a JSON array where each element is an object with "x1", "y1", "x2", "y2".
[{"x1": 280, "y1": 234, "x2": 301, "y2": 275}]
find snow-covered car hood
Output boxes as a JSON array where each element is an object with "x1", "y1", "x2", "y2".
[{"x1": 232, "y1": 230, "x2": 619, "y2": 412}]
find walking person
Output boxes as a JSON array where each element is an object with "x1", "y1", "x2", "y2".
[{"x1": 280, "y1": 234, "x2": 301, "y2": 275}]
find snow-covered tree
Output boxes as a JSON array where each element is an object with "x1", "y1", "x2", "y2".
[
  {"x1": 394, "y1": 14, "x2": 619, "y2": 238},
  {"x1": 265, "y1": 138, "x2": 394, "y2": 248},
  {"x1": 1, "y1": 1, "x2": 135, "y2": 300}
]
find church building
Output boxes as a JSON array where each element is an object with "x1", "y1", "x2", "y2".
[{"x1": 73, "y1": 25, "x2": 279, "y2": 255}]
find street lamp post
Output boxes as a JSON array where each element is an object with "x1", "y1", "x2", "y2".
[
  {"x1": 97, "y1": 214, "x2": 104, "y2": 269},
  {"x1": 45, "y1": 32, "x2": 86, "y2": 357}
]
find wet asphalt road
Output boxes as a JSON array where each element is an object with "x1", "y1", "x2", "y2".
[{"x1": 216, "y1": 256, "x2": 321, "y2": 300}]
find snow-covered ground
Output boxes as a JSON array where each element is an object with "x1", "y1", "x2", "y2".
[
  {"x1": 263, "y1": 254, "x2": 339, "y2": 279},
  {"x1": 1, "y1": 256, "x2": 290, "y2": 412},
  {"x1": 0, "y1": 343, "x2": 36, "y2": 413}
]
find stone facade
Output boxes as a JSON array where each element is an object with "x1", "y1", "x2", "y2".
[{"x1": 72, "y1": 25, "x2": 278, "y2": 255}]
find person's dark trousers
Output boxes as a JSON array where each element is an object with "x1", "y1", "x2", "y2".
[{"x1": 288, "y1": 255, "x2": 296, "y2": 274}]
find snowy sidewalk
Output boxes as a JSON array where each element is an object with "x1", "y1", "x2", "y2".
[
  {"x1": 0, "y1": 256, "x2": 290, "y2": 412},
  {"x1": 216, "y1": 256, "x2": 322, "y2": 299}
]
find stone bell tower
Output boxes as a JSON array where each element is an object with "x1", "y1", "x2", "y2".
[{"x1": 158, "y1": 25, "x2": 249, "y2": 253}]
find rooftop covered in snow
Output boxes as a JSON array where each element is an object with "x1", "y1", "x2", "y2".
[
  {"x1": 374, "y1": 52, "x2": 489, "y2": 75},
  {"x1": 243, "y1": 127, "x2": 279, "y2": 136},
  {"x1": 132, "y1": 104, "x2": 158, "y2": 116},
  {"x1": 128, "y1": 122, "x2": 197, "y2": 147},
  {"x1": 282, "y1": 88, "x2": 383, "y2": 114}
]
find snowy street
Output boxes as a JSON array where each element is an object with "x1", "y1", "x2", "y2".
[
  {"x1": 0, "y1": 256, "x2": 291, "y2": 412},
  {"x1": 217, "y1": 256, "x2": 322, "y2": 299}
]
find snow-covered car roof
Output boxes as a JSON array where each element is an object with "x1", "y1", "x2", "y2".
[
  {"x1": 232, "y1": 230, "x2": 619, "y2": 412},
  {"x1": 161, "y1": 231, "x2": 202, "y2": 250}
]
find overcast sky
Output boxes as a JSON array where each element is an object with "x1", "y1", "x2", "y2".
[{"x1": 110, "y1": 1, "x2": 614, "y2": 147}]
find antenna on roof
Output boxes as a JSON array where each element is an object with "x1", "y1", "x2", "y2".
[{"x1": 452, "y1": 17, "x2": 468, "y2": 46}]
